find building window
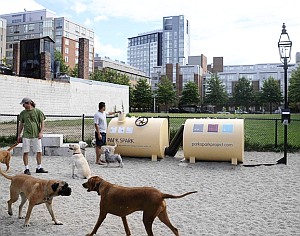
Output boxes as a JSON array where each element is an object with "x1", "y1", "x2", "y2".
[
  {"x1": 28, "y1": 24, "x2": 35, "y2": 31},
  {"x1": 65, "y1": 48, "x2": 69, "y2": 54},
  {"x1": 65, "y1": 38, "x2": 69, "y2": 45},
  {"x1": 65, "y1": 56, "x2": 69, "y2": 62}
]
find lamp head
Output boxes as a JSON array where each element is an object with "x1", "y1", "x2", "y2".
[{"x1": 278, "y1": 23, "x2": 292, "y2": 63}]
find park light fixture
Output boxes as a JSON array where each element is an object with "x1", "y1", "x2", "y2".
[
  {"x1": 277, "y1": 23, "x2": 292, "y2": 165},
  {"x1": 278, "y1": 23, "x2": 292, "y2": 63}
]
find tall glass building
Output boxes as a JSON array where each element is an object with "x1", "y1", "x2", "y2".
[
  {"x1": 127, "y1": 15, "x2": 190, "y2": 77},
  {"x1": 127, "y1": 30, "x2": 162, "y2": 77},
  {"x1": 162, "y1": 15, "x2": 190, "y2": 66}
]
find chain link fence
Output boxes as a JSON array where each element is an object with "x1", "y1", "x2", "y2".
[{"x1": 1, "y1": 114, "x2": 299, "y2": 152}]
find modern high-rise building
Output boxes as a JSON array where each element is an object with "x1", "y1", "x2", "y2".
[
  {"x1": 0, "y1": 9, "x2": 94, "y2": 73},
  {"x1": 162, "y1": 15, "x2": 190, "y2": 66},
  {"x1": 127, "y1": 15, "x2": 190, "y2": 77},
  {"x1": 0, "y1": 17, "x2": 7, "y2": 64},
  {"x1": 127, "y1": 30, "x2": 162, "y2": 77}
]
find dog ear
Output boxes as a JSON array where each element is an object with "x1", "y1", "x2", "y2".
[
  {"x1": 51, "y1": 182, "x2": 60, "y2": 192},
  {"x1": 95, "y1": 182, "x2": 102, "y2": 195}
]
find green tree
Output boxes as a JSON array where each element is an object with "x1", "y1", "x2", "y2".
[
  {"x1": 90, "y1": 69, "x2": 104, "y2": 81},
  {"x1": 156, "y1": 76, "x2": 177, "y2": 112},
  {"x1": 70, "y1": 64, "x2": 78, "y2": 77},
  {"x1": 289, "y1": 65, "x2": 300, "y2": 112},
  {"x1": 260, "y1": 77, "x2": 283, "y2": 113},
  {"x1": 89, "y1": 69, "x2": 130, "y2": 86},
  {"x1": 179, "y1": 81, "x2": 200, "y2": 106},
  {"x1": 233, "y1": 77, "x2": 253, "y2": 111},
  {"x1": 132, "y1": 79, "x2": 153, "y2": 111},
  {"x1": 54, "y1": 50, "x2": 69, "y2": 74},
  {"x1": 204, "y1": 74, "x2": 228, "y2": 111}
]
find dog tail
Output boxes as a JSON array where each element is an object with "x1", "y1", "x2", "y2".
[
  {"x1": 113, "y1": 140, "x2": 118, "y2": 148},
  {"x1": 0, "y1": 166, "x2": 13, "y2": 180},
  {"x1": 7, "y1": 142, "x2": 19, "y2": 152},
  {"x1": 162, "y1": 191, "x2": 197, "y2": 199}
]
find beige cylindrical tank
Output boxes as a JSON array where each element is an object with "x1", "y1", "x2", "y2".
[
  {"x1": 183, "y1": 118, "x2": 244, "y2": 164},
  {"x1": 107, "y1": 116, "x2": 169, "y2": 160}
]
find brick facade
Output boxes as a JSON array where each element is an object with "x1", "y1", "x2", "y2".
[
  {"x1": 40, "y1": 51, "x2": 51, "y2": 80},
  {"x1": 12, "y1": 43, "x2": 20, "y2": 75},
  {"x1": 78, "y1": 38, "x2": 89, "y2": 80}
]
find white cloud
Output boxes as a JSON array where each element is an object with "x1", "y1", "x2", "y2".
[
  {"x1": 0, "y1": 0, "x2": 44, "y2": 14},
  {"x1": 84, "y1": 18, "x2": 92, "y2": 27},
  {"x1": 94, "y1": 35, "x2": 125, "y2": 60},
  {"x1": 70, "y1": 1, "x2": 87, "y2": 14},
  {"x1": 94, "y1": 15, "x2": 108, "y2": 22}
]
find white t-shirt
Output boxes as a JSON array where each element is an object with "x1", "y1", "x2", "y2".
[{"x1": 94, "y1": 111, "x2": 107, "y2": 133}]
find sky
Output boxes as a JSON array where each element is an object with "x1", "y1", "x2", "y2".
[{"x1": 1, "y1": 0, "x2": 300, "y2": 65}]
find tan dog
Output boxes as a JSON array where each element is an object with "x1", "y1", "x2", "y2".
[
  {"x1": 69, "y1": 143, "x2": 92, "y2": 179},
  {"x1": 0, "y1": 166, "x2": 72, "y2": 227},
  {"x1": 0, "y1": 142, "x2": 19, "y2": 171},
  {"x1": 82, "y1": 176, "x2": 197, "y2": 236}
]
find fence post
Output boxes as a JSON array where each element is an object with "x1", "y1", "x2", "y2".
[
  {"x1": 16, "y1": 115, "x2": 19, "y2": 140},
  {"x1": 82, "y1": 114, "x2": 85, "y2": 141},
  {"x1": 275, "y1": 119, "x2": 278, "y2": 148}
]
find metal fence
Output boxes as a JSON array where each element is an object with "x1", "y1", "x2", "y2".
[{"x1": 1, "y1": 114, "x2": 299, "y2": 151}]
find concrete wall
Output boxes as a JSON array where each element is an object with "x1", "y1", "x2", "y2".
[{"x1": 0, "y1": 75, "x2": 129, "y2": 119}]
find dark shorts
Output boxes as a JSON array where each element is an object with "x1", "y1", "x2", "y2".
[{"x1": 95, "y1": 132, "x2": 106, "y2": 147}]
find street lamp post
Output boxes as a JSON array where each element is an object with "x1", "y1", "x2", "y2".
[
  {"x1": 153, "y1": 94, "x2": 157, "y2": 113},
  {"x1": 277, "y1": 23, "x2": 292, "y2": 165}
]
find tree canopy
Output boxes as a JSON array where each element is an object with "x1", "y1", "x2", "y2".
[
  {"x1": 156, "y1": 76, "x2": 177, "y2": 111},
  {"x1": 204, "y1": 74, "x2": 228, "y2": 110},
  {"x1": 233, "y1": 77, "x2": 253, "y2": 110},
  {"x1": 131, "y1": 79, "x2": 153, "y2": 111},
  {"x1": 289, "y1": 65, "x2": 300, "y2": 111},
  {"x1": 179, "y1": 81, "x2": 200, "y2": 106},
  {"x1": 54, "y1": 50, "x2": 69, "y2": 74},
  {"x1": 260, "y1": 77, "x2": 282, "y2": 113}
]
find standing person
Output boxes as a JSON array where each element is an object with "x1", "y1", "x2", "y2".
[
  {"x1": 94, "y1": 102, "x2": 116, "y2": 165},
  {"x1": 17, "y1": 97, "x2": 48, "y2": 175}
]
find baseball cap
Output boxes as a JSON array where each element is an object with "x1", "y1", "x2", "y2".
[{"x1": 20, "y1": 97, "x2": 32, "y2": 105}]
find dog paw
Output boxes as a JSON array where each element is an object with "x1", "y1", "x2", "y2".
[
  {"x1": 18, "y1": 216, "x2": 24, "y2": 219},
  {"x1": 24, "y1": 223, "x2": 30, "y2": 227},
  {"x1": 8, "y1": 212, "x2": 13, "y2": 216},
  {"x1": 54, "y1": 221, "x2": 63, "y2": 225}
]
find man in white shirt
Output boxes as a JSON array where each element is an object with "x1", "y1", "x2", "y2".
[{"x1": 94, "y1": 102, "x2": 116, "y2": 164}]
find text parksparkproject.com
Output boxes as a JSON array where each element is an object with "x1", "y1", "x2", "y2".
[{"x1": 191, "y1": 142, "x2": 234, "y2": 148}]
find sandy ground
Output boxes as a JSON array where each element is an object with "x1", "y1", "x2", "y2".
[{"x1": 0, "y1": 148, "x2": 299, "y2": 236}]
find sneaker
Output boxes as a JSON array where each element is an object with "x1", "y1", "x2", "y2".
[
  {"x1": 24, "y1": 169, "x2": 31, "y2": 175},
  {"x1": 36, "y1": 168, "x2": 48, "y2": 173}
]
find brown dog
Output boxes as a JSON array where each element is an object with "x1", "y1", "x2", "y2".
[
  {"x1": 82, "y1": 176, "x2": 197, "y2": 236},
  {"x1": 0, "y1": 142, "x2": 19, "y2": 171},
  {"x1": 0, "y1": 166, "x2": 72, "y2": 227}
]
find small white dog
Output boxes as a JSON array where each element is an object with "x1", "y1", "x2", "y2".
[
  {"x1": 69, "y1": 143, "x2": 91, "y2": 179},
  {"x1": 91, "y1": 139, "x2": 118, "y2": 154},
  {"x1": 79, "y1": 140, "x2": 88, "y2": 156},
  {"x1": 103, "y1": 148, "x2": 123, "y2": 168},
  {"x1": 91, "y1": 139, "x2": 118, "y2": 161}
]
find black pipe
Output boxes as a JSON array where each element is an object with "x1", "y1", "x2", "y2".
[{"x1": 165, "y1": 124, "x2": 184, "y2": 157}]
